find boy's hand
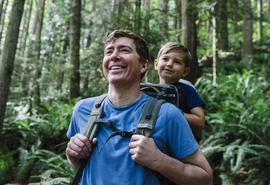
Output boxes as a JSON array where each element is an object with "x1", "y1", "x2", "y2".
[{"x1": 129, "y1": 134, "x2": 164, "y2": 170}]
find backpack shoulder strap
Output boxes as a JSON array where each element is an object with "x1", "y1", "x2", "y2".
[
  {"x1": 84, "y1": 94, "x2": 107, "y2": 140},
  {"x1": 71, "y1": 94, "x2": 107, "y2": 185},
  {"x1": 136, "y1": 97, "x2": 165, "y2": 137}
]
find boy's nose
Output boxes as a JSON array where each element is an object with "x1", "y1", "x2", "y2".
[{"x1": 167, "y1": 59, "x2": 173, "y2": 66}]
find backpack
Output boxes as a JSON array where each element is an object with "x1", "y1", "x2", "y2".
[
  {"x1": 71, "y1": 93, "x2": 177, "y2": 185},
  {"x1": 141, "y1": 83, "x2": 180, "y2": 107}
]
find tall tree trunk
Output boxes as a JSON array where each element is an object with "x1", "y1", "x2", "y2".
[
  {"x1": 0, "y1": 0, "x2": 8, "y2": 54},
  {"x1": 267, "y1": 0, "x2": 270, "y2": 13},
  {"x1": 20, "y1": 0, "x2": 33, "y2": 56},
  {"x1": 242, "y1": 0, "x2": 253, "y2": 62},
  {"x1": 134, "y1": 0, "x2": 141, "y2": 33},
  {"x1": 69, "y1": 0, "x2": 81, "y2": 98},
  {"x1": 20, "y1": 0, "x2": 33, "y2": 96},
  {"x1": 181, "y1": 0, "x2": 199, "y2": 83},
  {"x1": 216, "y1": 0, "x2": 229, "y2": 51},
  {"x1": 143, "y1": 0, "x2": 151, "y2": 33},
  {"x1": 212, "y1": 14, "x2": 217, "y2": 86},
  {"x1": 57, "y1": 25, "x2": 69, "y2": 93},
  {"x1": 0, "y1": 0, "x2": 25, "y2": 133},
  {"x1": 0, "y1": 0, "x2": 5, "y2": 21},
  {"x1": 160, "y1": 0, "x2": 169, "y2": 37},
  {"x1": 257, "y1": 0, "x2": 263, "y2": 43},
  {"x1": 29, "y1": 0, "x2": 46, "y2": 106},
  {"x1": 174, "y1": 0, "x2": 181, "y2": 41}
]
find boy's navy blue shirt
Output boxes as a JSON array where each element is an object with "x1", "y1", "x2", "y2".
[{"x1": 172, "y1": 81, "x2": 205, "y2": 113}]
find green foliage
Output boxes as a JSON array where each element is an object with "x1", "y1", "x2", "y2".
[
  {"x1": 197, "y1": 63, "x2": 270, "y2": 184},
  {"x1": 1, "y1": 99, "x2": 75, "y2": 184}
]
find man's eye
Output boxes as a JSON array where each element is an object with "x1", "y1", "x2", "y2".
[
  {"x1": 105, "y1": 50, "x2": 113, "y2": 55},
  {"x1": 120, "y1": 49, "x2": 130, "y2": 53}
]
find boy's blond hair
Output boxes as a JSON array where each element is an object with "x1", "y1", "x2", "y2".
[{"x1": 157, "y1": 42, "x2": 192, "y2": 67}]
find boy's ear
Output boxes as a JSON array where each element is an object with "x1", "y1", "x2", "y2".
[
  {"x1": 154, "y1": 59, "x2": 158, "y2": 70},
  {"x1": 183, "y1": 67, "x2": 190, "y2": 77}
]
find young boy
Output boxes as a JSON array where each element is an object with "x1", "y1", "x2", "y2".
[{"x1": 155, "y1": 42, "x2": 205, "y2": 141}]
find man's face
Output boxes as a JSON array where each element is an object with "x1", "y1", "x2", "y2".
[
  {"x1": 155, "y1": 52, "x2": 189, "y2": 84},
  {"x1": 103, "y1": 37, "x2": 147, "y2": 85}
]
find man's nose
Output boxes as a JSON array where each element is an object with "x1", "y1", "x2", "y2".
[{"x1": 109, "y1": 50, "x2": 120, "y2": 60}]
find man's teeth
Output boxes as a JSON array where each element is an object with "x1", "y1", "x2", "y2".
[{"x1": 110, "y1": 66, "x2": 123, "y2": 70}]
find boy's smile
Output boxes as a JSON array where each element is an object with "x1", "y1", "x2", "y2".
[{"x1": 155, "y1": 52, "x2": 189, "y2": 84}]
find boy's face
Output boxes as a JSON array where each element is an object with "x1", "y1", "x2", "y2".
[
  {"x1": 103, "y1": 37, "x2": 148, "y2": 85},
  {"x1": 155, "y1": 52, "x2": 189, "y2": 84}
]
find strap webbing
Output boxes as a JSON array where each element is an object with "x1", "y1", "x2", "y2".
[
  {"x1": 136, "y1": 97, "x2": 165, "y2": 137},
  {"x1": 71, "y1": 94, "x2": 107, "y2": 185}
]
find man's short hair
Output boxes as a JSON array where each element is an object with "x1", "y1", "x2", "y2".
[
  {"x1": 105, "y1": 30, "x2": 150, "y2": 63},
  {"x1": 157, "y1": 42, "x2": 192, "y2": 67}
]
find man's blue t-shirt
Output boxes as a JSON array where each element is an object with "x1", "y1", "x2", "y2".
[{"x1": 67, "y1": 93, "x2": 198, "y2": 185}]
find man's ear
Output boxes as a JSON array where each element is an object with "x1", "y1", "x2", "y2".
[
  {"x1": 183, "y1": 67, "x2": 190, "y2": 77},
  {"x1": 140, "y1": 61, "x2": 148, "y2": 74}
]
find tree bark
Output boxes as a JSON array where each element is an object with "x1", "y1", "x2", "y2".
[
  {"x1": 29, "y1": 0, "x2": 46, "y2": 106},
  {"x1": 69, "y1": 0, "x2": 81, "y2": 98},
  {"x1": 212, "y1": 15, "x2": 217, "y2": 86},
  {"x1": 0, "y1": 0, "x2": 25, "y2": 132},
  {"x1": 143, "y1": 0, "x2": 151, "y2": 32},
  {"x1": 181, "y1": 0, "x2": 199, "y2": 83},
  {"x1": 242, "y1": 0, "x2": 253, "y2": 62},
  {"x1": 267, "y1": 0, "x2": 270, "y2": 13},
  {"x1": 215, "y1": 0, "x2": 228, "y2": 51},
  {"x1": 173, "y1": 0, "x2": 181, "y2": 41},
  {"x1": 0, "y1": 0, "x2": 8, "y2": 54},
  {"x1": 160, "y1": 0, "x2": 169, "y2": 37},
  {"x1": 20, "y1": 0, "x2": 33, "y2": 96},
  {"x1": 135, "y1": 0, "x2": 141, "y2": 33},
  {"x1": 0, "y1": 0, "x2": 5, "y2": 21},
  {"x1": 257, "y1": 0, "x2": 263, "y2": 43}
]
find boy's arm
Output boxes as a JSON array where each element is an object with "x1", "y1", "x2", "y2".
[{"x1": 184, "y1": 106, "x2": 205, "y2": 129}]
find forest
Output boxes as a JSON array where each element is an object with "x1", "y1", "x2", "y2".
[{"x1": 0, "y1": 0, "x2": 270, "y2": 184}]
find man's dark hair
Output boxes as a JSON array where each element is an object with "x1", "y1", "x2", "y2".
[{"x1": 105, "y1": 30, "x2": 150, "y2": 63}]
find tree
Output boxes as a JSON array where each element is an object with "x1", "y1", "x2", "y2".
[
  {"x1": 267, "y1": 0, "x2": 270, "y2": 13},
  {"x1": 0, "y1": 0, "x2": 25, "y2": 132},
  {"x1": 257, "y1": 0, "x2": 263, "y2": 43},
  {"x1": 28, "y1": 0, "x2": 46, "y2": 106},
  {"x1": 20, "y1": 0, "x2": 33, "y2": 96},
  {"x1": 242, "y1": 0, "x2": 253, "y2": 62},
  {"x1": 0, "y1": 0, "x2": 5, "y2": 22},
  {"x1": 135, "y1": 0, "x2": 142, "y2": 33},
  {"x1": 215, "y1": 0, "x2": 229, "y2": 51},
  {"x1": 181, "y1": 0, "x2": 199, "y2": 83},
  {"x1": 69, "y1": 0, "x2": 81, "y2": 98},
  {"x1": 0, "y1": 0, "x2": 8, "y2": 53},
  {"x1": 160, "y1": 0, "x2": 169, "y2": 37}
]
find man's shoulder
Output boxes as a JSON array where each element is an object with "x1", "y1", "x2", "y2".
[{"x1": 74, "y1": 96, "x2": 102, "y2": 113}]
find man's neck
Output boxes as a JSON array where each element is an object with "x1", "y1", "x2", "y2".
[{"x1": 108, "y1": 83, "x2": 141, "y2": 107}]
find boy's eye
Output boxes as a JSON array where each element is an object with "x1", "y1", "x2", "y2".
[
  {"x1": 174, "y1": 60, "x2": 184, "y2": 65},
  {"x1": 162, "y1": 57, "x2": 169, "y2": 61}
]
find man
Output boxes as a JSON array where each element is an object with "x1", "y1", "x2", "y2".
[{"x1": 66, "y1": 30, "x2": 212, "y2": 185}]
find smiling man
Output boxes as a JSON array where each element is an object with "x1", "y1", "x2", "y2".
[{"x1": 65, "y1": 30, "x2": 212, "y2": 185}]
